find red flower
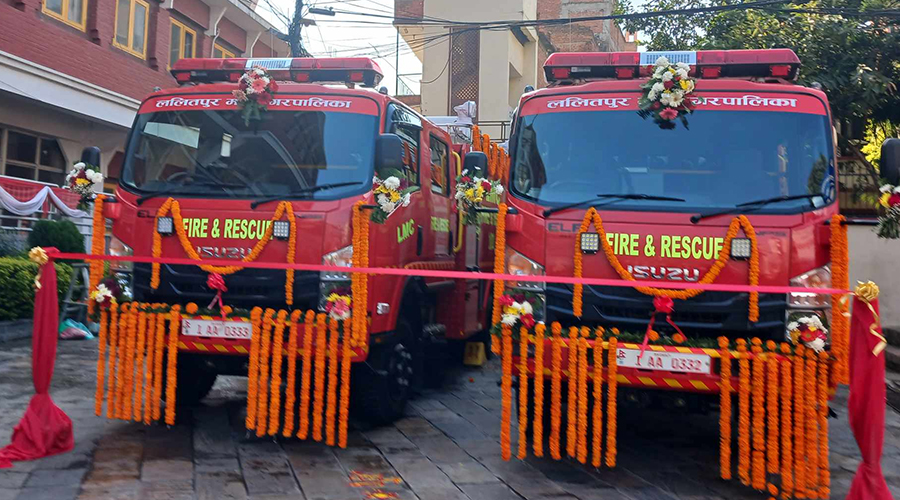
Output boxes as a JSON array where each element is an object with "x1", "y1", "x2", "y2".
[
  {"x1": 513, "y1": 294, "x2": 526, "y2": 303},
  {"x1": 481, "y1": 181, "x2": 492, "y2": 191},
  {"x1": 652, "y1": 102, "x2": 661, "y2": 110},
  {"x1": 799, "y1": 330, "x2": 817, "y2": 343},
  {"x1": 269, "y1": 80, "x2": 279, "y2": 93},
  {"x1": 251, "y1": 78, "x2": 268, "y2": 93},
  {"x1": 889, "y1": 193, "x2": 900, "y2": 206},
  {"x1": 663, "y1": 80, "x2": 674, "y2": 90},
  {"x1": 76, "y1": 169, "x2": 87, "y2": 179},
  {"x1": 659, "y1": 107, "x2": 679, "y2": 121},
  {"x1": 239, "y1": 80, "x2": 248, "y2": 90},
  {"x1": 257, "y1": 92, "x2": 273, "y2": 106},
  {"x1": 499, "y1": 295, "x2": 514, "y2": 307},
  {"x1": 521, "y1": 314, "x2": 536, "y2": 329},
  {"x1": 461, "y1": 176, "x2": 472, "y2": 183}
]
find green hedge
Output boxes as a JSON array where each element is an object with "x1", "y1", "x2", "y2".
[{"x1": 0, "y1": 258, "x2": 72, "y2": 321}]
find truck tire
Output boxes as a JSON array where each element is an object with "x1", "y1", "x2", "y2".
[
  {"x1": 173, "y1": 355, "x2": 217, "y2": 406},
  {"x1": 351, "y1": 321, "x2": 414, "y2": 424}
]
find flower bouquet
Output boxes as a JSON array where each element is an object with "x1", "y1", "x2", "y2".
[
  {"x1": 371, "y1": 174, "x2": 413, "y2": 224},
  {"x1": 787, "y1": 315, "x2": 828, "y2": 353},
  {"x1": 876, "y1": 182, "x2": 900, "y2": 239},
  {"x1": 64, "y1": 162, "x2": 103, "y2": 210},
  {"x1": 637, "y1": 57, "x2": 702, "y2": 129},
  {"x1": 491, "y1": 291, "x2": 544, "y2": 336},
  {"x1": 454, "y1": 170, "x2": 504, "y2": 225},
  {"x1": 232, "y1": 66, "x2": 279, "y2": 125},
  {"x1": 324, "y1": 287, "x2": 352, "y2": 321}
]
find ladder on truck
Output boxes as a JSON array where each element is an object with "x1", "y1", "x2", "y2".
[{"x1": 59, "y1": 263, "x2": 91, "y2": 326}]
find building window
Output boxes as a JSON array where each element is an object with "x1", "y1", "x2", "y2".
[
  {"x1": 42, "y1": 0, "x2": 87, "y2": 30},
  {"x1": 429, "y1": 136, "x2": 449, "y2": 196},
  {"x1": 213, "y1": 44, "x2": 235, "y2": 58},
  {"x1": 1, "y1": 130, "x2": 68, "y2": 186},
  {"x1": 169, "y1": 19, "x2": 196, "y2": 67},
  {"x1": 114, "y1": 0, "x2": 150, "y2": 59}
]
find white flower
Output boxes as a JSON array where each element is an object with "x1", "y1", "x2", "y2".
[
  {"x1": 806, "y1": 337, "x2": 825, "y2": 353},
  {"x1": 651, "y1": 82, "x2": 665, "y2": 94},
  {"x1": 787, "y1": 321, "x2": 799, "y2": 332},
  {"x1": 501, "y1": 314, "x2": 518, "y2": 326},
  {"x1": 381, "y1": 201, "x2": 396, "y2": 213},
  {"x1": 520, "y1": 301, "x2": 533, "y2": 315},
  {"x1": 383, "y1": 176, "x2": 401, "y2": 191},
  {"x1": 676, "y1": 68, "x2": 689, "y2": 79},
  {"x1": 74, "y1": 162, "x2": 85, "y2": 169},
  {"x1": 401, "y1": 193, "x2": 411, "y2": 207},
  {"x1": 669, "y1": 91, "x2": 684, "y2": 107},
  {"x1": 261, "y1": 76, "x2": 270, "y2": 85},
  {"x1": 254, "y1": 68, "x2": 265, "y2": 76},
  {"x1": 655, "y1": 56, "x2": 670, "y2": 67},
  {"x1": 495, "y1": 185, "x2": 504, "y2": 195},
  {"x1": 879, "y1": 184, "x2": 892, "y2": 193},
  {"x1": 660, "y1": 92, "x2": 674, "y2": 106},
  {"x1": 661, "y1": 71, "x2": 674, "y2": 82},
  {"x1": 675, "y1": 62, "x2": 690, "y2": 71},
  {"x1": 894, "y1": 186, "x2": 900, "y2": 194},
  {"x1": 377, "y1": 193, "x2": 388, "y2": 205}
]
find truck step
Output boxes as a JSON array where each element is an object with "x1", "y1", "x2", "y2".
[
  {"x1": 422, "y1": 324, "x2": 447, "y2": 345},
  {"x1": 884, "y1": 327, "x2": 900, "y2": 348},
  {"x1": 886, "y1": 345, "x2": 900, "y2": 374}
]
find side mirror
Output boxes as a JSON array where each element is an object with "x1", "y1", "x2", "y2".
[
  {"x1": 882, "y1": 138, "x2": 900, "y2": 185},
  {"x1": 375, "y1": 134, "x2": 403, "y2": 171},
  {"x1": 81, "y1": 146, "x2": 101, "y2": 166},
  {"x1": 463, "y1": 151, "x2": 488, "y2": 178}
]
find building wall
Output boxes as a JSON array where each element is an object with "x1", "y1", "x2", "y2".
[{"x1": 848, "y1": 225, "x2": 900, "y2": 327}]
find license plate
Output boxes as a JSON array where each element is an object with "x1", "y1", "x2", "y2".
[
  {"x1": 182, "y1": 318, "x2": 252, "y2": 340},
  {"x1": 616, "y1": 348, "x2": 711, "y2": 374}
]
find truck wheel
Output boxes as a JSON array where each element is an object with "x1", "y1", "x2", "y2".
[
  {"x1": 173, "y1": 355, "x2": 217, "y2": 406},
  {"x1": 352, "y1": 324, "x2": 414, "y2": 424}
]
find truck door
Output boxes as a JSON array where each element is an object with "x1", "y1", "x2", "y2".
[{"x1": 427, "y1": 134, "x2": 454, "y2": 259}]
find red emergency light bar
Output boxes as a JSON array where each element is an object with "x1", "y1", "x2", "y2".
[
  {"x1": 170, "y1": 57, "x2": 384, "y2": 87},
  {"x1": 544, "y1": 49, "x2": 801, "y2": 83}
]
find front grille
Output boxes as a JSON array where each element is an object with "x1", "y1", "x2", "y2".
[
  {"x1": 133, "y1": 263, "x2": 320, "y2": 311},
  {"x1": 546, "y1": 283, "x2": 786, "y2": 340}
]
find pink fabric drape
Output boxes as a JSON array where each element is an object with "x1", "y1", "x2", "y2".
[{"x1": 0, "y1": 251, "x2": 73, "y2": 468}]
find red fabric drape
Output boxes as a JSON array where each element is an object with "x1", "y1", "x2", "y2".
[
  {"x1": 0, "y1": 252, "x2": 73, "y2": 468},
  {"x1": 846, "y1": 293, "x2": 894, "y2": 500}
]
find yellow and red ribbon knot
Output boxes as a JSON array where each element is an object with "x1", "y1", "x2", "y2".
[
  {"x1": 206, "y1": 273, "x2": 228, "y2": 319},
  {"x1": 854, "y1": 281, "x2": 886, "y2": 356},
  {"x1": 639, "y1": 296, "x2": 686, "y2": 358},
  {"x1": 28, "y1": 247, "x2": 49, "y2": 290}
]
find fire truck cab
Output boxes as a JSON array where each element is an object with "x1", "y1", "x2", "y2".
[{"x1": 101, "y1": 57, "x2": 495, "y2": 422}]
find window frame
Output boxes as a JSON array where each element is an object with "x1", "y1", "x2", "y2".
[
  {"x1": 1, "y1": 129, "x2": 68, "y2": 185},
  {"x1": 428, "y1": 134, "x2": 450, "y2": 196},
  {"x1": 113, "y1": 0, "x2": 150, "y2": 59},
  {"x1": 213, "y1": 43, "x2": 236, "y2": 58},
  {"x1": 42, "y1": 0, "x2": 88, "y2": 31},
  {"x1": 169, "y1": 18, "x2": 196, "y2": 68}
]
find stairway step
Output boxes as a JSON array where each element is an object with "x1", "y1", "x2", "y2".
[
  {"x1": 887, "y1": 345, "x2": 900, "y2": 374},
  {"x1": 884, "y1": 327, "x2": 900, "y2": 347}
]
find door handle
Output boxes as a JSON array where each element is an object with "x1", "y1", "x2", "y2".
[{"x1": 416, "y1": 225, "x2": 423, "y2": 256}]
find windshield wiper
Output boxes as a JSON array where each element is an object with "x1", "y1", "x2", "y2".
[
  {"x1": 136, "y1": 181, "x2": 249, "y2": 206},
  {"x1": 543, "y1": 193, "x2": 686, "y2": 217},
  {"x1": 690, "y1": 194, "x2": 824, "y2": 224},
  {"x1": 250, "y1": 182, "x2": 364, "y2": 209}
]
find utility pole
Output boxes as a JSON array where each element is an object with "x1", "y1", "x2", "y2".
[{"x1": 287, "y1": 0, "x2": 311, "y2": 57}]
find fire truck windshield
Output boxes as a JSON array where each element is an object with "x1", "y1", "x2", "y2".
[
  {"x1": 511, "y1": 109, "x2": 835, "y2": 214},
  {"x1": 121, "y1": 109, "x2": 377, "y2": 200}
]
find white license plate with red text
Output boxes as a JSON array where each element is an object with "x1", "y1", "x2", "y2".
[
  {"x1": 616, "y1": 348, "x2": 711, "y2": 374},
  {"x1": 182, "y1": 318, "x2": 252, "y2": 340}
]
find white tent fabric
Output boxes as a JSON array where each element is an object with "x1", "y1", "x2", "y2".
[{"x1": 0, "y1": 184, "x2": 88, "y2": 218}]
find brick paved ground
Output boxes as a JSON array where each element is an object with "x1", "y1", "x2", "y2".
[{"x1": 0, "y1": 340, "x2": 898, "y2": 500}]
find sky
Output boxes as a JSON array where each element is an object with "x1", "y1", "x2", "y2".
[{"x1": 256, "y1": 0, "x2": 424, "y2": 96}]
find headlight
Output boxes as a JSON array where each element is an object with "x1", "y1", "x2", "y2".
[
  {"x1": 320, "y1": 245, "x2": 352, "y2": 311},
  {"x1": 108, "y1": 236, "x2": 133, "y2": 272},
  {"x1": 506, "y1": 247, "x2": 545, "y2": 290},
  {"x1": 788, "y1": 264, "x2": 831, "y2": 308}
]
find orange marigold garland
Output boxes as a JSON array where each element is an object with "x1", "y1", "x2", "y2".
[
  {"x1": 830, "y1": 214, "x2": 849, "y2": 384},
  {"x1": 765, "y1": 341, "x2": 779, "y2": 475},
  {"x1": 151, "y1": 310, "x2": 166, "y2": 422},
  {"x1": 591, "y1": 328, "x2": 604, "y2": 468},
  {"x1": 268, "y1": 311, "x2": 288, "y2": 436},
  {"x1": 142, "y1": 311, "x2": 158, "y2": 425},
  {"x1": 517, "y1": 328, "x2": 529, "y2": 460},
  {"x1": 113, "y1": 302, "x2": 130, "y2": 419},
  {"x1": 718, "y1": 337, "x2": 732, "y2": 480},
  {"x1": 605, "y1": 333, "x2": 618, "y2": 468},
  {"x1": 804, "y1": 349, "x2": 818, "y2": 490},
  {"x1": 751, "y1": 339, "x2": 765, "y2": 491},
  {"x1": 165, "y1": 306, "x2": 181, "y2": 426},
  {"x1": 298, "y1": 311, "x2": 315, "y2": 439},
  {"x1": 566, "y1": 327, "x2": 578, "y2": 458},
  {"x1": 817, "y1": 351, "x2": 830, "y2": 499},
  {"x1": 105, "y1": 304, "x2": 119, "y2": 419},
  {"x1": 88, "y1": 194, "x2": 106, "y2": 316},
  {"x1": 573, "y1": 208, "x2": 759, "y2": 319},
  {"x1": 532, "y1": 323, "x2": 546, "y2": 458},
  {"x1": 312, "y1": 313, "x2": 327, "y2": 442},
  {"x1": 793, "y1": 345, "x2": 807, "y2": 497},
  {"x1": 283, "y1": 310, "x2": 301, "y2": 438},
  {"x1": 779, "y1": 343, "x2": 794, "y2": 499},
  {"x1": 132, "y1": 308, "x2": 148, "y2": 422},
  {"x1": 256, "y1": 309, "x2": 275, "y2": 437},
  {"x1": 95, "y1": 308, "x2": 109, "y2": 416},
  {"x1": 351, "y1": 203, "x2": 362, "y2": 348},
  {"x1": 491, "y1": 204, "x2": 508, "y2": 354},
  {"x1": 284, "y1": 204, "x2": 297, "y2": 306},
  {"x1": 325, "y1": 318, "x2": 340, "y2": 446},
  {"x1": 122, "y1": 303, "x2": 139, "y2": 420},
  {"x1": 737, "y1": 339, "x2": 750, "y2": 486},
  {"x1": 500, "y1": 324, "x2": 513, "y2": 461},
  {"x1": 338, "y1": 317, "x2": 353, "y2": 448},
  {"x1": 549, "y1": 322, "x2": 562, "y2": 460},
  {"x1": 246, "y1": 307, "x2": 263, "y2": 430},
  {"x1": 576, "y1": 327, "x2": 589, "y2": 464}
]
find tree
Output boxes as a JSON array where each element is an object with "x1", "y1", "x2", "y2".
[{"x1": 619, "y1": 0, "x2": 900, "y2": 158}]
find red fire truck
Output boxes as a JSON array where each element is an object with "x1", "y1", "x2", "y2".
[
  {"x1": 98, "y1": 57, "x2": 494, "y2": 422},
  {"x1": 504, "y1": 49, "x2": 840, "y2": 409}
]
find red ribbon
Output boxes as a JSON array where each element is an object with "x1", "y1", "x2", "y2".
[
  {"x1": 206, "y1": 273, "x2": 228, "y2": 320},
  {"x1": 639, "y1": 296, "x2": 686, "y2": 359}
]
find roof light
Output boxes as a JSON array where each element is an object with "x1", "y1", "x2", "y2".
[
  {"x1": 550, "y1": 67, "x2": 571, "y2": 80},
  {"x1": 770, "y1": 65, "x2": 792, "y2": 78},
  {"x1": 170, "y1": 57, "x2": 384, "y2": 87},
  {"x1": 701, "y1": 66, "x2": 722, "y2": 79}
]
